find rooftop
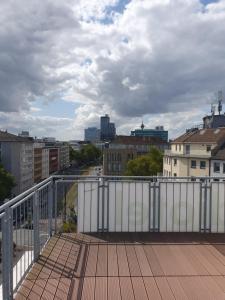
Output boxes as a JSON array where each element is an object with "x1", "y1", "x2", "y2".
[
  {"x1": 0, "y1": 130, "x2": 33, "y2": 143},
  {"x1": 16, "y1": 232, "x2": 225, "y2": 300},
  {"x1": 173, "y1": 127, "x2": 225, "y2": 144},
  {"x1": 113, "y1": 135, "x2": 166, "y2": 145}
]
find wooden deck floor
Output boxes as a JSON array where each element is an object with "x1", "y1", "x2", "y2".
[{"x1": 15, "y1": 233, "x2": 225, "y2": 300}]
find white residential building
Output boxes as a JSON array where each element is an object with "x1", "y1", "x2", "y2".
[{"x1": 163, "y1": 128, "x2": 225, "y2": 177}]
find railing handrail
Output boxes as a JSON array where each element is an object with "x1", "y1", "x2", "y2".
[{"x1": 2, "y1": 174, "x2": 225, "y2": 213}]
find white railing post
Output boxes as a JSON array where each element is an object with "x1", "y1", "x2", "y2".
[
  {"x1": 48, "y1": 180, "x2": 54, "y2": 237},
  {"x1": 33, "y1": 191, "x2": 40, "y2": 261},
  {"x1": 2, "y1": 205, "x2": 13, "y2": 300}
]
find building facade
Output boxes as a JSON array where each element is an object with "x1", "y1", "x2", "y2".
[
  {"x1": 131, "y1": 126, "x2": 168, "y2": 142},
  {"x1": 84, "y1": 127, "x2": 100, "y2": 142},
  {"x1": 59, "y1": 144, "x2": 70, "y2": 170},
  {"x1": 33, "y1": 144, "x2": 43, "y2": 183},
  {"x1": 49, "y1": 148, "x2": 59, "y2": 174},
  {"x1": 163, "y1": 128, "x2": 225, "y2": 177},
  {"x1": 103, "y1": 135, "x2": 168, "y2": 175},
  {"x1": 42, "y1": 148, "x2": 49, "y2": 179},
  {"x1": 0, "y1": 131, "x2": 34, "y2": 195}
]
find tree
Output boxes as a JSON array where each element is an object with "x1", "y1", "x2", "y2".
[
  {"x1": 70, "y1": 144, "x2": 102, "y2": 166},
  {"x1": 0, "y1": 164, "x2": 15, "y2": 204},
  {"x1": 81, "y1": 144, "x2": 101, "y2": 164},
  {"x1": 69, "y1": 146, "x2": 82, "y2": 163},
  {"x1": 125, "y1": 146, "x2": 163, "y2": 176}
]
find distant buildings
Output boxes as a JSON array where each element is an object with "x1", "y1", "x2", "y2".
[
  {"x1": 100, "y1": 114, "x2": 116, "y2": 141},
  {"x1": 84, "y1": 127, "x2": 100, "y2": 142},
  {"x1": 131, "y1": 123, "x2": 168, "y2": 142},
  {"x1": 103, "y1": 135, "x2": 168, "y2": 175},
  {"x1": 84, "y1": 114, "x2": 116, "y2": 143},
  {"x1": 0, "y1": 130, "x2": 70, "y2": 196}
]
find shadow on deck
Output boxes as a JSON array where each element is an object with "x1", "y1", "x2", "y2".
[{"x1": 15, "y1": 232, "x2": 225, "y2": 300}]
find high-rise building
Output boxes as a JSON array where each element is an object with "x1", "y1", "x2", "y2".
[
  {"x1": 84, "y1": 127, "x2": 100, "y2": 142},
  {"x1": 100, "y1": 114, "x2": 116, "y2": 141},
  {"x1": 131, "y1": 123, "x2": 168, "y2": 142}
]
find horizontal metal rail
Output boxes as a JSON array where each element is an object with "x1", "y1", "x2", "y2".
[{"x1": 1, "y1": 175, "x2": 225, "y2": 299}]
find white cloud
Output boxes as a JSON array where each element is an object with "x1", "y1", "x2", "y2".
[{"x1": 0, "y1": 0, "x2": 225, "y2": 139}]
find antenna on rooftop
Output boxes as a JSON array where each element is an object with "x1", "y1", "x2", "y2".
[
  {"x1": 211, "y1": 104, "x2": 215, "y2": 116},
  {"x1": 218, "y1": 90, "x2": 223, "y2": 115}
]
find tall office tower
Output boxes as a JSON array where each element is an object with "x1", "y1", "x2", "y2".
[{"x1": 100, "y1": 114, "x2": 116, "y2": 141}]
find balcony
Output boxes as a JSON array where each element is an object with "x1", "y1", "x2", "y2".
[
  {"x1": 164, "y1": 149, "x2": 211, "y2": 158},
  {"x1": 0, "y1": 175, "x2": 225, "y2": 299}
]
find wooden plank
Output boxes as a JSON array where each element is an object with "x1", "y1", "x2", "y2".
[
  {"x1": 96, "y1": 245, "x2": 108, "y2": 276},
  {"x1": 125, "y1": 246, "x2": 141, "y2": 276},
  {"x1": 152, "y1": 245, "x2": 181, "y2": 276},
  {"x1": 70, "y1": 278, "x2": 80, "y2": 300},
  {"x1": 55, "y1": 278, "x2": 71, "y2": 300},
  {"x1": 134, "y1": 245, "x2": 152, "y2": 276},
  {"x1": 155, "y1": 278, "x2": 175, "y2": 300},
  {"x1": 117, "y1": 245, "x2": 130, "y2": 276},
  {"x1": 178, "y1": 276, "x2": 214, "y2": 300},
  {"x1": 143, "y1": 278, "x2": 161, "y2": 300},
  {"x1": 74, "y1": 244, "x2": 87, "y2": 278},
  {"x1": 167, "y1": 277, "x2": 189, "y2": 300},
  {"x1": 181, "y1": 245, "x2": 209, "y2": 275},
  {"x1": 143, "y1": 245, "x2": 164, "y2": 276},
  {"x1": 119, "y1": 277, "x2": 134, "y2": 300},
  {"x1": 214, "y1": 276, "x2": 225, "y2": 293},
  {"x1": 108, "y1": 245, "x2": 119, "y2": 277},
  {"x1": 192, "y1": 245, "x2": 223, "y2": 275},
  {"x1": 131, "y1": 277, "x2": 148, "y2": 300},
  {"x1": 95, "y1": 277, "x2": 107, "y2": 300},
  {"x1": 200, "y1": 276, "x2": 225, "y2": 299},
  {"x1": 206, "y1": 245, "x2": 225, "y2": 266},
  {"x1": 85, "y1": 245, "x2": 98, "y2": 276},
  {"x1": 199, "y1": 245, "x2": 225, "y2": 274},
  {"x1": 108, "y1": 277, "x2": 121, "y2": 300},
  {"x1": 169, "y1": 245, "x2": 197, "y2": 275},
  {"x1": 81, "y1": 278, "x2": 95, "y2": 300}
]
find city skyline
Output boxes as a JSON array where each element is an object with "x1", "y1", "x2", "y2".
[{"x1": 0, "y1": 0, "x2": 224, "y2": 140}]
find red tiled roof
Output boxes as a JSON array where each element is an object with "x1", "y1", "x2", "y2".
[{"x1": 173, "y1": 128, "x2": 225, "y2": 144}]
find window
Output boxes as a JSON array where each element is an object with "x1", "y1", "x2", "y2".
[
  {"x1": 191, "y1": 160, "x2": 196, "y2": 169},
  {"x1": 214, "y1": 162, "x2": 220, "y2": 173},
  {"x1": 200, "y1": 161, "x2": 206, "y2": 169},
  {"x1": 179, "y1": 145, "x2": 181, "y2": 151},
  {"x1": 174, "y1": 173, "x2": 177, "y2": 177},
  {"x1": 206, "y1": 145, "x2": 211, "y2": 152},
  {"x1": 186, "y1": 145, "x2": 190, "y2": 155},
  {"x1": 174, "y1": 158, "x2": 177, "y2": 166},
  {"x1": 175, "y1": 144, "x2": 177, "y2": 151},
  {"x1": 223, "y1": 163, "x2": 225, "y2": 174}
]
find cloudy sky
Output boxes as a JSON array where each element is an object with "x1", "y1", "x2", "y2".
[{"x1": 0, "y1": 0, "x2": 225, "y2": 140}]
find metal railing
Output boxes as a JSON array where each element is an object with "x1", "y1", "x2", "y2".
[{"x1": 1, "y1": 175, "x2": 225, "y2": 299}]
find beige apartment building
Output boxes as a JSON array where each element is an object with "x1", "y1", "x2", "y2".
[{"x1": 163, "y1": 128, "x2": 225, "y2": 177}]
